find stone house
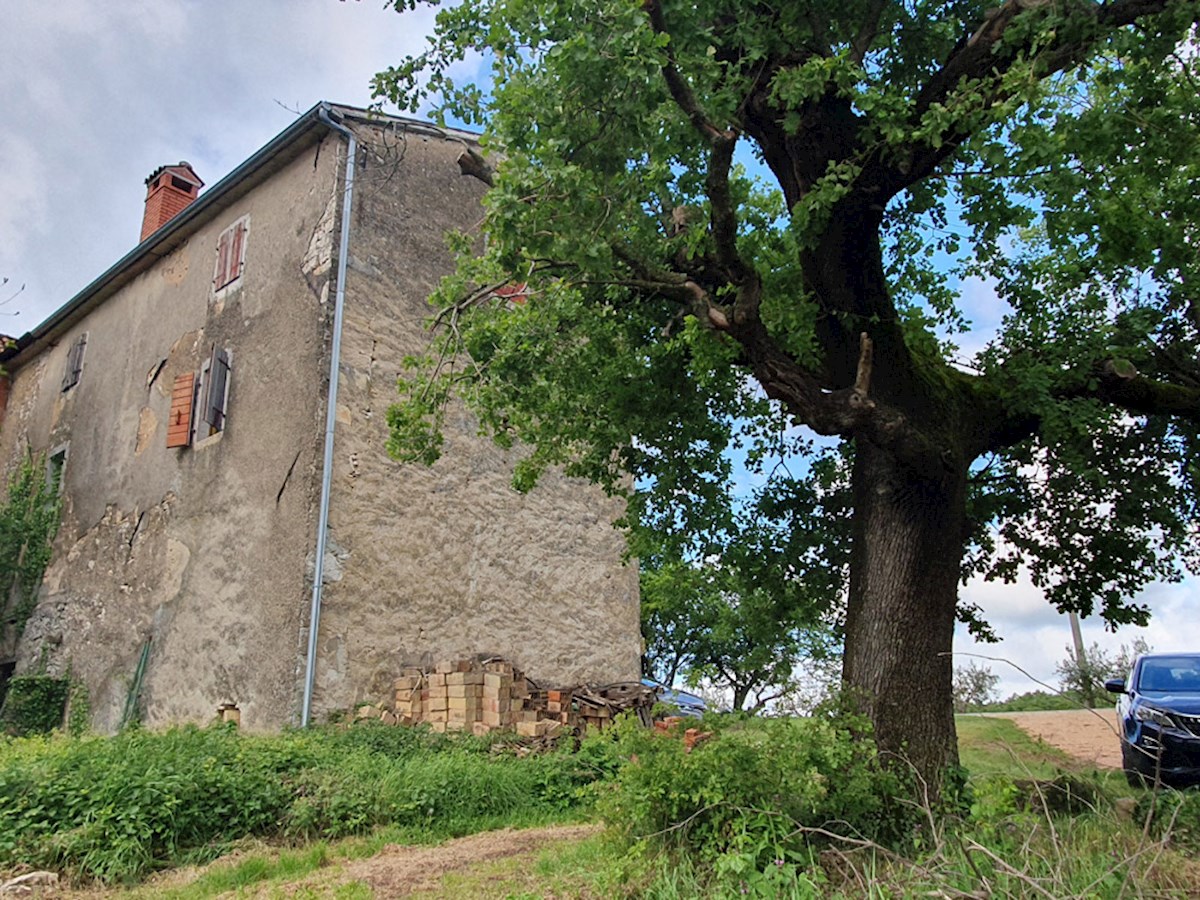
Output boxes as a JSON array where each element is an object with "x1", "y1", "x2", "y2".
[{"x1": 0, "y1": 103, "x2": 640, "y2": 731}]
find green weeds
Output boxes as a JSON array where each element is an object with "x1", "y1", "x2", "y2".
[{"x1": 0, "y1": 723, "x2": 596, "y2": 884}]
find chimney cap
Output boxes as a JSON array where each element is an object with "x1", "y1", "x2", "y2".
[{"x1": 145, "y1": 161, "x2": 204, "y2": 189}]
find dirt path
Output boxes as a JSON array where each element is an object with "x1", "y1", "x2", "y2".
[
  {"x1": 237, "y1": 823, "x2": 602, "y2": 898},
  {"x1": 985, "y1": 708, "x2": 1122, "y2": 769}
]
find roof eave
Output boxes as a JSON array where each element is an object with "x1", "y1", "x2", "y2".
[{"x1": 2, "y1": 102, "x2": 333, "y2": 371}]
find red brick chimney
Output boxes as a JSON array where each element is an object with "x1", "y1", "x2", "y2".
[{"x1": 140, "y1": 162, "x2": 204, "y2": 242}]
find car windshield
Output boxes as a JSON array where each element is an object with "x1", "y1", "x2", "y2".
[{"x1": 1137, "y1": 658, "x2": 1200, "y2": 693}]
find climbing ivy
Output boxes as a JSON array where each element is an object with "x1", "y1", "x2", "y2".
[{"x1": 0, "y1": 453, "x2": 62, "y2": 638}]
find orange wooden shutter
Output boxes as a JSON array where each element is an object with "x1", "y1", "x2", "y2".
[{"x1": 166, "y1": 372, "x2": 194, "y2": 448}]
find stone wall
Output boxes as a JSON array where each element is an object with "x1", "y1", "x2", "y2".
[{"x1": 308, "y1": 121, "x2": 641, "y2": 716}]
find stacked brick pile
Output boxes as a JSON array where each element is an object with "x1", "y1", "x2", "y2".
[{"x1": 354, "y1": 656, "x2": 656, "y2": 737}]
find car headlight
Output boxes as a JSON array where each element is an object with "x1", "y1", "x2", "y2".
[{"x1": 1134, "y1": 705, "x2": 1175, "y2": 728}]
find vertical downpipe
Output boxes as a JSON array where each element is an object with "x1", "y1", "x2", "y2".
[{"x1": 302, "y1": 107, "x2": 357, "y2": 727}]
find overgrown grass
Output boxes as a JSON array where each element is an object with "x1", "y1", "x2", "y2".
[
  {"x1": 491, "y1": 715, "x2": 1200, "y2": 899},
  {"x1": 0, "y1": 722, "x2": 606, "y2": 884},
  {"x1": 957, "y1": 714, "x2": 1078, "y2": 777},
  {"x1": 7, "y1": 714, "x2": 1200, "y2": 898}
]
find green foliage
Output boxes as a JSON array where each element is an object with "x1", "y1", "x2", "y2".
[
  {"x1": 638, "y1": 448, "x2": 849, "y2": 711},
  {"x1": 0, "y1": 723, "x2": 604, "y2": 883},
  {"x1": 983, "y1": 690, "x2": 1085, "y2": 713},
  {"x1": 0, "y1": 453, "x2": 62, "y2": 638},
  {"x1": 65, "y1": 678, "x2": 89, "y2": 737},
  {"x1": 1138, "y1": 789, "x2": 1200, "y2": 852},
  {"x1": 0, "y1": 675, "x2": 69, "y2": 736},
  {"x1": 595, "y1": 713, "x2": 913, "y2": 873},
  {"x1": 375, "y1": 0, "x2": 1200, "y2": 791}
]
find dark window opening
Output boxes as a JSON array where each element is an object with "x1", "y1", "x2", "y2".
[
  {"x1": 170, "y1": 175, "x2": 192, "y2": 192},
  {"x1": 46, "y1": 446, "x2": 67, "y2": 493},
  {"x1": 0, "y1": 661, "x2": 15, "y2": 712}
]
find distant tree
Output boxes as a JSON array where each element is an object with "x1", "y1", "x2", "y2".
[
  {"x1": 952, "y1": 661, "x2": 1000, "y2": 712},
  {"x1": 639, "y1": 450, "x2": 849, "y2": 712},
  {"x1": 1056, "y1": 638, "x2": 1151, "y2": 708}
]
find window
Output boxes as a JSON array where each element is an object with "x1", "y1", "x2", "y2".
[
  {"x1": 46, "y1": 445, "x2": 68, "y2": 493},
  {"x1": 213, "y1": 217, "x2": 248, "y2": 292},
  {"x1": 166, "y1": 347, "x2": 232, "y2": 450},
  {"x1": 195, "y1": 344, "x2": 231, "y2": 440},
  {"x1": 60, "y1": 333, "x2": 87, "y2": 392}
]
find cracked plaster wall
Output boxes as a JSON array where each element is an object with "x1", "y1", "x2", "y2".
[{"x1": 0, "y1": 137, "x2": 341, "y2": 730}]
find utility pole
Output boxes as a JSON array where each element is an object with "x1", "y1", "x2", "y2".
[{"x1": 1069, "y1": 611, "x2": 1094, "y2": 708}]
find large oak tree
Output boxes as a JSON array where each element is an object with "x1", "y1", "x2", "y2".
[{"x1": 378, "y1": 0, "x2": 1200, "y2": 790}]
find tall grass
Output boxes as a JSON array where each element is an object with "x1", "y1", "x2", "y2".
[{"x1": 0, "y1": 723, "x2": 602, "y2": 883}]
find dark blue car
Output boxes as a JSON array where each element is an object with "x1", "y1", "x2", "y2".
[
  {"x1": 1105, "y1": 653, "x2": 1200, "y2": 787},
  {"x1": 642, "y1": 679, "x2": 708, "y2": 718}
]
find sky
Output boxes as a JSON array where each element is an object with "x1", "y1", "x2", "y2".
[{"x1": 2, "y1": 2, "x2": 1193, "y2": 700}]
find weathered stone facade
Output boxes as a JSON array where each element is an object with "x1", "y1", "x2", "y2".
[{"x1": 0, "y1": 105, "x2": 640, "y2": 731}]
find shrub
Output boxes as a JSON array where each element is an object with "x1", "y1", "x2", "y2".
[
  {"x1": 595, "y1": 714, "x2": 912, "y2": 872},
  {"x1": 1137, "y1": 789, "x2": 1200, "y2": 851},
  {"x1": 0, "y1": 675, "x2": 70, "y2": 736}
]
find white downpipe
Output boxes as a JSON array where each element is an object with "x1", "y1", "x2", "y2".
[{"x1": 301, "y1": 106, "x2": 356, "y2": 727}]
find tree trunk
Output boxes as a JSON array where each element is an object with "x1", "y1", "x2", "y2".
[{"x1": 842, "y1": 441, "x2": 968, "y2": 796}]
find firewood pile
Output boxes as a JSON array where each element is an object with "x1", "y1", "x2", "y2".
[{"x1": 353, "y1": 656, "x2": 656, "y2": 737}]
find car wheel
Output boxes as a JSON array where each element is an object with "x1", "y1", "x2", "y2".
[{"x1": 1121, "y1": 741, "x2": 1156, "y2": 788}]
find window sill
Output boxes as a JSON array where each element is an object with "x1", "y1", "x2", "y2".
[{"x1": 193, "y1": 430, "x2": 225, "y2": 451}]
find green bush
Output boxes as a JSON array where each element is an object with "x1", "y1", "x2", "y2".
[
  {"x1": 0, "y1": 722, "x2": 605, "y2": 883},
  {"x1": 0, "y1": 675, "x2": 69, "y2": 736},
  {"x1": 1137, "y1": 788, "x2": 1200, "y2": 850},
  {"x1": 983, "y1": 690, "x2": 1085, "y2": 712},
  {"x1": 594, "y1": 714, "x2": 912, "y2": 872}
]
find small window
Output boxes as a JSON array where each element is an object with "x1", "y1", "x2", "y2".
[
  {"x1": 60, "y1": 333, "x2": 87, "y2": 392},
  {"x1": 46, "y1": 445, "x2": 68, "y2": 493},
  {"x1": 194, "y1": 344, "x2": 231, "y2": 439},
  {"x1": 213, "y1": 218, "x2": 248, "y2": 293}
]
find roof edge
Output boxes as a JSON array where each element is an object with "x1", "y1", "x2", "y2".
[{"x1": 4, "y1": 103, "x2": 483, "y2": 372}]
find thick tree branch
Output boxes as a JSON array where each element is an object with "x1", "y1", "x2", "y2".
[
  {"x1": 732, "y1": 324, "x2": 955, "y2": 475},
  {"x1": 644, "y1": 0, "x2": 732, "y2": 143},
  {"x1": 967, "y1": 354, "x2": 1200, "y2": 460},
  {"x1": 1070, "y1": 359, "x2": 1200, "y2": 421},
  {"x1": 456, "y1": 147, "x2": 494, "y2": 187},
  {"x1": 850, "y1": 0, "x2": 888, "y2": 66}
]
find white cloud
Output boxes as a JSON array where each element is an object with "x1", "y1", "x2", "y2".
[
  {"x1": 0, "y1": 1, "x2": 441, "y2": 328},
  {"x1": 956, "y1": 568, "x2": 1198, "y2": 700}
]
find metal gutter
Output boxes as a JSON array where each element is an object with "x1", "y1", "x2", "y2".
[{"x1": 300, "y1": 104, "x2": 357, "y2": 728}]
